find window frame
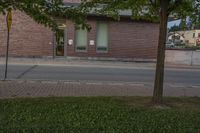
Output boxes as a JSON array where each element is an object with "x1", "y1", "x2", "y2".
[
  {"x1": 55, "y1": 26, "x2": 66, "y2": 57},
  {"x1": 96, "y1": 22, "x2": 109, "y2": 53},
  {"x1": 75, "y1": 25, "x2": 88, "y2": 52}
]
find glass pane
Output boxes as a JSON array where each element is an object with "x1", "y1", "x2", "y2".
[
  {"x1": 97, "y1": 23, "x2": 108, "y2": 51},
  {"x1": 76, "y1": 28, "x2": 87, "y2": 50}
]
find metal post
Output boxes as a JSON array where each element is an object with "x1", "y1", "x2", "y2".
[
  {"x1": 52, "y1": 32, "x2": 55, "y2": 59},
  {"x1": 4, "y1": 12, "x2": 11, "y2": 80},
  {"x1": 64, "y1": 27, "x2": 67, "y2": 58}
]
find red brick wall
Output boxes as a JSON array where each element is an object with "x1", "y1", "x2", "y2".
[
  {"x1": 0, "y1": 11, "x2": 53, "y2": 57},
  {"x1": 0, "y1": 11, "x2": 159, "y2": 59},
  {"x1": 66, "y1": 20, "x2": 159, "y2": 59},
  {"x1": 109, "y1": 21, "x2": 159, "y2": 59}
]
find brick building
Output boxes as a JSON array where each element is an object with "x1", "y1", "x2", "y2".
[{"x1": 0, "y1": 0, "x2": 159, "y2": 61}]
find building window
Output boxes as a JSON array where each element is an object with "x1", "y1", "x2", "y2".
[
  {"x1": 193, "y1": 33, "x2": 195, "y2": 38},
  {"x1": 198, "y1": 33, "x2": 200, "y2": 38},
  {"x1": 75, "y1": 27, "x2": 87, "y2": 51},
  {"x1": 96, "y1": 22, "x2": 108, "y2": 52}
]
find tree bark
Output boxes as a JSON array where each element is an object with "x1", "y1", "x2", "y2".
[{"x1": 153, "y1": 0, "x2": 169, "y2": 105}]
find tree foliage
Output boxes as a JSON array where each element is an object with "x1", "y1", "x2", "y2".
[
  {"x1": 0, "y1": 0, "x2": 88, "y2": 31},
  {"x1": 169, "y1": 24, "x2": 181, "y2": 32},
  {"x1": 80, "y1": 0, "x2": 200, "y2": 27}
]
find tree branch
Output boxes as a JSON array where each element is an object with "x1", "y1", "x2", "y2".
[
  {"x1": 148, "y1": 0, "x2": 160, "y2": 15},
  {"x1": 168, "y1": 0, "x2": 183, "y2": 13},
  {"x1": 149, "y1": 0, "x2": 157, "y2": 9}
]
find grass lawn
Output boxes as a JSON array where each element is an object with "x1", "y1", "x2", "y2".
[{"x1": 0, "y1": 97, "x2": 200, "y2": 133}]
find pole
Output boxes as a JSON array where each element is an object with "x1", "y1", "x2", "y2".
[
  {"x1": 52, "y1": 32, "x2": 55, "y2": 59},
  {"x1": 4, "y1": 20, "x2": 10, "y2": 80},
  {"x1": 4, "y1": 11, "x2": 12, "y2": 80}
]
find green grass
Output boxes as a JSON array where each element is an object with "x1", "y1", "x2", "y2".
[{"x1": 0, "y1": 97, "x2": 200, "y2": 133}]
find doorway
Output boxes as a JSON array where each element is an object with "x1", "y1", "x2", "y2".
[{"x1": 55, "y1": 28, "x2": 65, "y2": 56}]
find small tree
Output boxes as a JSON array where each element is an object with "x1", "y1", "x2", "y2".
[{"x1": 81, "y1": 0, "x2": 198, "y2": 104}]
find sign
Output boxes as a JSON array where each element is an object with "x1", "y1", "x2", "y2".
[
  {"x1": 90, "y1": 40, "x2": 95, "y2": 46},
  {"x1": 7, "y1": 10, "x2": 12, "y2": 30},
  {"x1": 68, "y1": 39, "x2": 73, "y2": 45}
]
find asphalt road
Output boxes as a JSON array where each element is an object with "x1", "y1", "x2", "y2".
[{"x1": 0, "y1": 64, "x2": 200, "y2": 86}]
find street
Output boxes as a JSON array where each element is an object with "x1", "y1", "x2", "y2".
[{"x1": 0, "y1": 64, "x2": 200, "y2": 86}]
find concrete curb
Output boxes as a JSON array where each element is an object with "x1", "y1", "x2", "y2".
[{"x1": 0, "y1": 57, "x2": 200, "y2": 70}]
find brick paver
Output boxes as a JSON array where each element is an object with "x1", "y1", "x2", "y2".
[{"x1": 0, "y1": 80, "x2": 200, "y2": 99}]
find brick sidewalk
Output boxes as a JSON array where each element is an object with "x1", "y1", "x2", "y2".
[{"x1": 0, "y1": 80, "x2": 200, "y2": 99}]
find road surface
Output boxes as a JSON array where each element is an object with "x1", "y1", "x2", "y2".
[{"x1": 0, "y1": 64, "x2": 200, "y2": 86}]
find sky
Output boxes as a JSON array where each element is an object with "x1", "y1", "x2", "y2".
[{"x1": 167, "y1": 19, "x2": 181, "y2": 28}]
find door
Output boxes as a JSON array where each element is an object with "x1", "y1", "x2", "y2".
[{"x1": 55, "y1": 28, "x2": 65, "y2": 56}]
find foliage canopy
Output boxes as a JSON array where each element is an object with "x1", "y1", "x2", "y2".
[
  {"x1": 0, "y1": 0, "x2": 88, "y2": 31},
  {"x1": 80, "y1": 0, "x2": 199, "y2": 24}
]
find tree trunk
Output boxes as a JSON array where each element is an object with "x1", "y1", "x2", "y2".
[{"x1": 153, "y1": 0, "x2": 169, "y2": 105}]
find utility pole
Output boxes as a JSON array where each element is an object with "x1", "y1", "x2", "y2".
[{"x1": 4, "y1": 10, "x2": 12, "y2": 80}]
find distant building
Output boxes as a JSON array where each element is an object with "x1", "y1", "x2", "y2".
[
  {"x1": 168, "y1": 32, "x2": 185, "y2": 45},
  {"x1": 168, "y1": 30, "x2": 200, "y2": 46}
]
